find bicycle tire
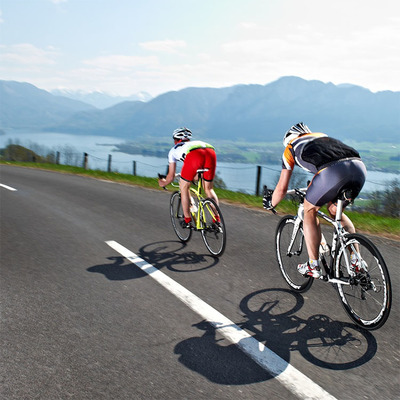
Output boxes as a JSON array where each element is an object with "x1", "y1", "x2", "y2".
[
  {"x1": 170, "y1": 191, "x2": 192, "y2": 242},
  {"x1": 298, "y1": 314, "x2": 376, "y2": 369},
  {"x1": 275, "y1": 216, "x2": 313, "y2": 292},
  {"x1": 335, "y1": 233, "x2": 392, "y2": 330},
  {"x1": 200, "y1": 198, "x2": 226, "y2": 256}
]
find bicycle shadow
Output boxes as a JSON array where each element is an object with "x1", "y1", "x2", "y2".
[
  {"x1": 238, "y1": 288, "x2": 378, "y2": 370},
  {"x1": 174, "y1": 288, "x2": 377, "y2": 385},
  {"x1": 87, "y1": 240, "x2": 219, "y2": 281}
]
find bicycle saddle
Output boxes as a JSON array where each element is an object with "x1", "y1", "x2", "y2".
[{"x1": 337, "y1": 188, "x2": 355, "y2": 203}]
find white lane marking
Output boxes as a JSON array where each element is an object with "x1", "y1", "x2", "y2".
[
  {"x1": 0, "y1": 183, "x2": 17, "y2": 191},
  {"x1": 106, "y1": 240, "x2": 337, "y2": 400}
]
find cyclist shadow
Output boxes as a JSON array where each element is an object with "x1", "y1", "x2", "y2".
[
  {"x1": 238, "y1": 288, "x2": 378, "y2": 370},
  {"x1": 87, "y1": 241, "x2": 219, "y2": 281},
  {"x1": 138, "y1": 240, "x2": 220, "y2": 272},
  {"x1": 174, "y1": 320, "x2": 272, "y2": 384},
  {"x1": 87, "y1": 256, "x2": 147, "y2": 280}
]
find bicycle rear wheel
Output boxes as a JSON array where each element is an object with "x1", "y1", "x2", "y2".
[
  {"x1": 170, "y1": 191, "x2": 192, "y2": 242},
  {"x1": 275, "y1": 216, "x2": 313, "y2": 292},
  {"x1": 200, "y1": 198, "x2": 226, "y2": 256},
  {"x1": 335, "y1": 233, "x2": 392, "y2": 330}
]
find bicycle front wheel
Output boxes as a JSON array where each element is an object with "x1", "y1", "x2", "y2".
[
  {"x1": 275, "y1": 216, "x2": 313, "y2": 292},
  {"x1": 200, "y1": 198, "x2": 226, "y2": 256},
  {"x1": 170, "y1": 191, "x2": 192, "y2": 242},
  {"x1": 335, "y1": 233, "x2": 392, "y2": 330}
]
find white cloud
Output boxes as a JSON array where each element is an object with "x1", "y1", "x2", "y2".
[
  {"x1": 139, "y1": 40, "x2": 187, "y2": 54},
  {"x1": 239, "y1": 22, "x2": 258, "y2": 30},
  {"x1": 2, "y1": 4, "x2": 399, "y2": 97},
  {"x1": 0, "y1": 10, "x2": 4, "y2": 24},
  {"x1": 82, "y1": 54, "x2": 159, "y2": 70},
  {"x1": 0, "y1": 43, "x2": 59, "y2": 66},
  {"x1": 49, "y1": 54, "x2": 163, "y2": 95},
  {"x1": 217, "y1": 21, "x2": 400, "y2": 92}
]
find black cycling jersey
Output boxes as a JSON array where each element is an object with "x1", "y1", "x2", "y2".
[
  {"x1": 282, "y1": 133, "x2": 361, "y2": 174},
  {"x1": 302, "y1": 137, "x2": 360, "y2": 170},
  {"x1": 282, "y1": 132, "x2": 365, "y2": 206}
]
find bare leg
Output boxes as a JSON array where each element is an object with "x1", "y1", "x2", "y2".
[
  {"x1": 203, "y1": 181, "x2": 219, "y2": 205},
  {"x1": 303, "y1": 199, "x2": 321, "y2": 260},
  {"x1": 179, "y1": 179, "x2": 192, "y2": 219},
  {"x1": 327, "y1": 202, "x2": 355, "y2": 233},
  {"x1": 327, "y1": 202, "x2": 360, "y2": 261}
]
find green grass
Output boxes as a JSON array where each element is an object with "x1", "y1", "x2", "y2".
[{"x1": 2, "y1": 160, "x2": 399, "y2": 239}]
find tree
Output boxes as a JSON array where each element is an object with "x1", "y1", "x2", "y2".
[
  {"x1": 0, "y1": 144, "x2": 42, "y2": 162},
  {"x1": 382, "y1": 179, "x2": 400, "y2": 217}
]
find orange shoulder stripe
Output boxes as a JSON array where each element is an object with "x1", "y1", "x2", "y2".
[{"x1": 283, "y1": 146, "x2": 295, "y2": 169}]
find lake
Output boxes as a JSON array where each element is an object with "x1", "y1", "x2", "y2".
[{"x1": 1, "y1": 131, "x2": 398, "y2": 195}]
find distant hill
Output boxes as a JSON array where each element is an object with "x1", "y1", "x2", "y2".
[
  {"x1": 1, "y1": 77, "x2": 399, "y2": 142},
  {"x1": 0, "y1": 81, "x2": 96, "y2": 130},
  {"x1": 50, "y1": 89, "x2": 153, "y2": 109}
]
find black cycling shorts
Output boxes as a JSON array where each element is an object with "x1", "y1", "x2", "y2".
[{"x1": 306, "y1": 159, "x2": 367, "y2": 207}]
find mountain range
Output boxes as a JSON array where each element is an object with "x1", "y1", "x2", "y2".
[
  {"x1": 1, "y1": 77, "x2": 399, "y2": 143},
  {"x1": 50, "y1": 89, "x2": 152, "y2": 109}
]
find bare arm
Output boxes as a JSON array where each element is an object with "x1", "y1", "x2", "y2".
[
  {"x1": 271, "y1": 169, "x2": 292, "y2": 207},
  {"x1": 158, "y1": 162, "x2": 176, "y2": 188}
]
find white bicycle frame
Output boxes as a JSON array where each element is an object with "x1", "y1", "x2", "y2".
[{"x1": 286, "y1": 188, "x2": 356, "y2": 286}]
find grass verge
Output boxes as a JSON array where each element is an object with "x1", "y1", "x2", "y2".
[{"x1": 2, "y1": 161, "x2": 399, "y2": 239}]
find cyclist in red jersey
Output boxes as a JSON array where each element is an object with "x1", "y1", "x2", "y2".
[
  {"x1": 263, "y1": 122, "x2": 366, "y2": 278},
  {"x1": 158, "y1": 127, "x2": 219, "y2": 228}
]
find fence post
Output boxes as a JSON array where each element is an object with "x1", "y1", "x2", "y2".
[
  {"x1": 108, "y1": 154, "x2": 112, "y2": 172},
  {"x1": 56, "y1": 151, "x2": 60, "y2": 165},
  {"x1": 83, "y1": 153, "x2": 88, "y2": 170},
  {"x1": 255, "y1": 165, "x2": 262, "y2": 196},
  {"x1": 133, "y1": 161, "x2": 137, "y2": 176}
]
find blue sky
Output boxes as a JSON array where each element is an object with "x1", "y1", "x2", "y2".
[{"x1": 1, "y1": 0, "x2": 399, "y2": 96}]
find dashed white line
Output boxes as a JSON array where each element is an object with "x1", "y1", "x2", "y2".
[
  {"x1": 0, "y1": 183, "x2": 17, "y2": 191},
  {"x1": 106, "y1": 240, "x2": 337, "y2": 400}
]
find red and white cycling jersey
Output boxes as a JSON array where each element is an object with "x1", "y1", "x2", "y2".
[
  {"x1": 168, "y1": 140, "x2": 214, "y2": 163},
  {"x1": 168, "y1": 140, "x2": 216, "y2": 182}
]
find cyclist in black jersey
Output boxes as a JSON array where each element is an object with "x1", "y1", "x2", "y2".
[{"x1": 263, "y1": 122, "x2": 367, "y2": 278}]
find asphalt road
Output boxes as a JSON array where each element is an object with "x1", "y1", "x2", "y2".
[{"x1": 1, "y1": 165, "x2": 399, "y2": 400}]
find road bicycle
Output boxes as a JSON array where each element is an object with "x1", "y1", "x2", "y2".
[
  {"x1": 160, "y1": 169, "x2": 226, "y2": 257},
  {"x1": 268, "y1": 186, "x2": 392, "y2": 330}
]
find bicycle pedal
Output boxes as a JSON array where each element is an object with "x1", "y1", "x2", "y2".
[{"x1": 180, "y1": 221, "x2": 193, "y2": 229}]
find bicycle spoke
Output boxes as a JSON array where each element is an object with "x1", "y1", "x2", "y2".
[
  {"x1": 170, "y1": 191, "x2": 192, "y2": 242},
  {"x1": 335, "y1": 234, "x2": 391, "y2": 330},
  {"x1": 200, "y1": 198, "x2": 226, "y2": 256},
  {"x1": 275, "y1": 216, "x2": 313, "y2": 292}
]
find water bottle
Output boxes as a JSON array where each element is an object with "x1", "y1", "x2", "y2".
[
  {"x1": 190, "y1": 196, "x2": 198, "y2": 213},
  {"x1": 319, "y1": 233, "x2": 329, "y2": 254},
  {"x1": 297, "y1": 203, "x2": 304, "y2": 221}
]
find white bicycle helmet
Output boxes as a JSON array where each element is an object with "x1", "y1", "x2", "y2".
[
  {"x1": 172, "y1": 127, "x2": 192, "y2": 140},
  {"x1": 283, "y1": 122, "x2": 311, "y2": 147}
]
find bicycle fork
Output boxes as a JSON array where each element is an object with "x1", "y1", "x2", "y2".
[{"x1": 286, "y1": 217, "x2": 303, "y2": 256}]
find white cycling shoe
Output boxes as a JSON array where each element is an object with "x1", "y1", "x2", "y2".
[
  {"x1": 351, "y1": 258, "x2": 368, "y2": 274},
  {"x1": 297, "y1": 262, "x2": 321, "y2": 278}
]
